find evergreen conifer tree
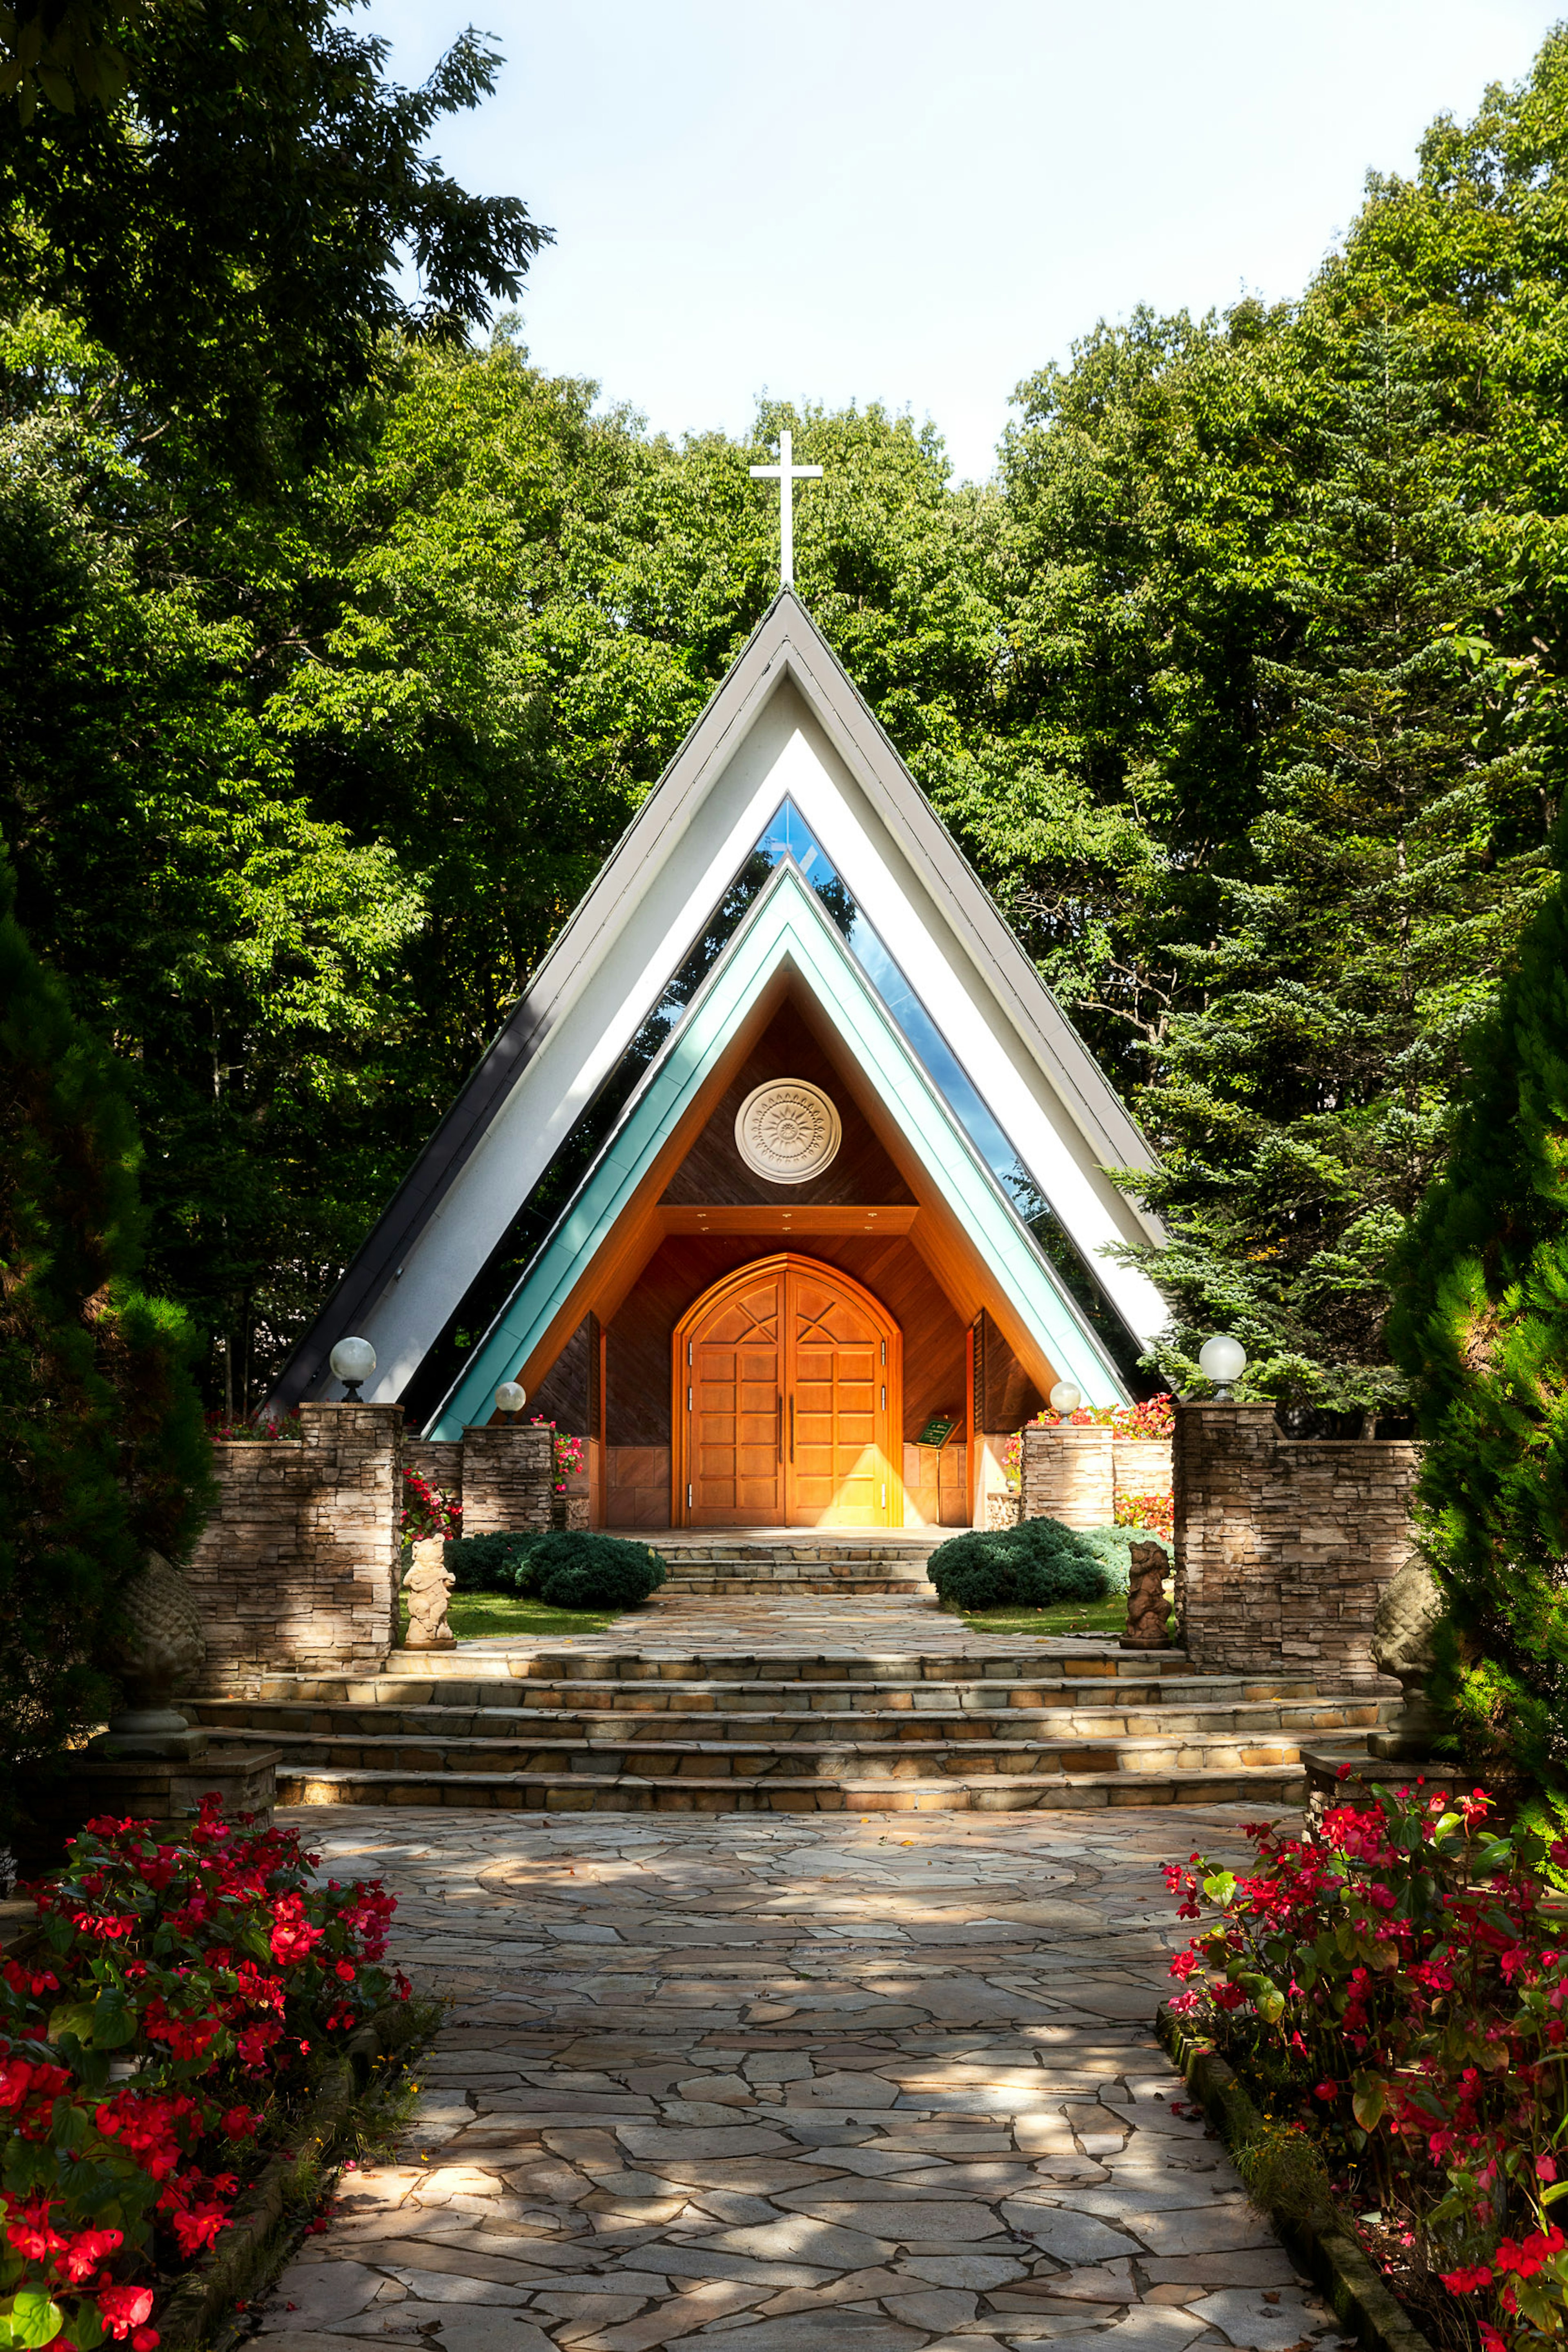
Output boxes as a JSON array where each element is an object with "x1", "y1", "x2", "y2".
[
  {"x1": 1387, "y1": 856, "x2": 1568, "y2": 1799},
  {"x1": 0, "y1": 856, "x2": 212, "y2": 1817},
  {"x1": 1120, "y1": 326, "x2": 1548, "y2": 1413}
]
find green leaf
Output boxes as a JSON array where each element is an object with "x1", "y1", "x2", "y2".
[
  {"x1": 0, "y1": 2289, "x2": 67, "y2": 2348},
  {"x1": 1350, "y1": 2074, "x2": 1387, "y2": 2132}
]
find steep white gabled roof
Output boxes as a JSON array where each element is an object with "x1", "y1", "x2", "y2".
[{"x1": 269, "y1": 590, "x2": 1166, "y2": 1414}]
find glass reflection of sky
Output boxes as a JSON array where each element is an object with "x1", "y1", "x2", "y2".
[{"x1": 755, "y1": 799, "x2": 1050, "y2": 1228}]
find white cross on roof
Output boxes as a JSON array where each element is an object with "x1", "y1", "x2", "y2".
[{"x1": 749, "y1": 428, "x2": 823, "y2": 589}]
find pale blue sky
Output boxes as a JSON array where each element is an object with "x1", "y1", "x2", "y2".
[{"x1": 361, "y1": 0, "x2": 1560, "y2": 483}]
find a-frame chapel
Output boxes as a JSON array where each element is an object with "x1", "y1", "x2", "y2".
[{"x1": 269, "y1": 589, "x2": 1168, "y2": 1534}]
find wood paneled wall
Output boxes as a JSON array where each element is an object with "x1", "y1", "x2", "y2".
[{"x1": 661, "y1": 1000, "x2": 913, "y2": 1209}]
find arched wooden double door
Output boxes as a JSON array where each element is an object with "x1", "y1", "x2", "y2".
[{"x1": 673, "y1": 1255, "x2": 902, "y2": 1527}]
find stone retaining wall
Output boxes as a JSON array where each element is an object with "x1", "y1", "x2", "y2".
[
  {"x1": 1020, "y1": 1428, "x2": 1174, "y2": 1529},
  {"x1": 1174, "y1": 1402, "x2": 1418, "y2": 1688},
  {"x1": 458, "y1": 1423, "x2": 555, "y2": 1537},
  {"x1": 1021, "y1": 1425, "x2": 1114, "y2": 1527},
  {"x1": 185, "y1": 1413, "x2": 555, "y2": 1690}
]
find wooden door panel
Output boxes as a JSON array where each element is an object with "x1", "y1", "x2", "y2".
[
  {"x1": 686, "y1": 1274, "x2": 782, "y2": 1523},
  {"x1": 787, "y1": 1269, "x2": 894, "y2": 1527},
  {"x1": 677, "y1": 1255, "x2": 900, "y2": 1528}
]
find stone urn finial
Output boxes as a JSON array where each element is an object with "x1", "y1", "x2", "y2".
[
  {"x1": 1367, "y1": 1556, "x2": 1446, "y2": 1760},
  {"x1": 95, "y1": 1551, "x2": 209, "y2": 1759},
  {"x1": 403, "y1": 1538, "x2": 456, "y2": 1649},
  {"x1": 1121, "y1": 1539, "x2": 1172, "y2": 1650}
]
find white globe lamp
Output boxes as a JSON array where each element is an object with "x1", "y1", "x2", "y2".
[
  {"x1": 329, "y1": 1335, "x2": 376, "y2": 1402},
  {"x1": 1048, "y1": 1380, "x2": 1082, "y2": 1418},
  {"x1": 1197, "y1": 1334, "x2": 1248, "y2": 1400},
  {"x1": 494, "y1": 1381, "x2": 527, "y2": 1418}
]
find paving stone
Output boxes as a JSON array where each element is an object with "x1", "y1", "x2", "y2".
[
  {"x1": 263, "y1": 2262, "x2": 383, "y2": 2325},
  {"x1": 1188, "y1": 2292, "x2": 1330, "y2": 2348},
  {"x1": 897, "y1": 2254, "x2": 1028, "y2": 2287},
  {"x1": 419, "y1": 2323, "x2": 558, "y2": 2352},
  {"x1": 883, "y1": 2287, "x2": 979, "y2": 2327},
  {"x1": 1123, "y1": 2210, "x2": 1281, "y2": 2254},
  {"x1": 1141, "y1": 2253, "x2": 1301, "y2": 2288},
  {"x1": 1001, "y1": 2210, "x2": 1141, "y2": 2261},
  {"x1": 680, "y1": 2317, "x2": 924, "y2": 2352},
  {"x1": 702, "y1": 2216, "x2": 893, "y2": 2266}
]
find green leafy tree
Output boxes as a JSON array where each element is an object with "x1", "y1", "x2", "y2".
[
  {"x1": 0, "y1": 0, "x2": 549, "y2": 472},
  {"x1": 0, "y1": 854, "x2": 212, "y2": 1816},
  {"x1": 1387, "y1": 852, "x2": 1568, "y2": 1803},
  {"x1": 1116, "y1": 329, "x2": 1551, "y2": 1411}
]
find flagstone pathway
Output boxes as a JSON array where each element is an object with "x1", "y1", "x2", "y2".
[{"x1": 254, "y1": 1801, "x2": 1351, "y2": 2352}]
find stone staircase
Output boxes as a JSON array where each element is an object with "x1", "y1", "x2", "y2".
[
  {"x1": 651, "y1": 1535, "x2": 941, "y2": 1597},
  {"x1": 187, "y1": 1639, "x2": 1393, "y2": 1815}
]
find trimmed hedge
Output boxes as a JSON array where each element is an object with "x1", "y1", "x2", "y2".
[
  {"x1": 441, "y1": 1528, "x2": 666, "y2": 1610},
  {"x1": 927, "y1": 1515, "x2": 1169, "y2": 1613}
]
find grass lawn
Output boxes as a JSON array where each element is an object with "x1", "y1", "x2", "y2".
[
  {"x1": 951, "y1": 1596, "x2": 1131, "y2": 1638},
  {"x1": 399, "y1": 1592, "x2": 624, "y2": 1642}
]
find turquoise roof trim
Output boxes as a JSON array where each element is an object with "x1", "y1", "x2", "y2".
[{"x1": 430, "y1": 864, "x2": 1129, "y2": 1436}]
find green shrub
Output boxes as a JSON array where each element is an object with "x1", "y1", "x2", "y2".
[
  {"x1": 530, "y1": 1533, "x2": 666, "y2": 1611},
  {"x1": 928, "y1": 1516, "x2": 1169, "y2": 1612},
  {"x1": 442, "y1": 1531, "x2": 538, "y2": 1593},
  {"x1": 440, "y1": 1529, "x2": 666, "y2": 1610}
]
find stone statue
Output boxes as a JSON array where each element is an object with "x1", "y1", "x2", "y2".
[
  {"x1": 1121, "y1": 1540, "x2": 1172, "y2": 1650},
  {"x1": 403, "y1": 1537, "x2": 456, "y2": 1649},
  {"x1": 1367, "y1": 1555, "x2": 1446, "y2": 1759},
  {"x1": 95, "y1": 1551, "x2": 209, "y2": 1759}
]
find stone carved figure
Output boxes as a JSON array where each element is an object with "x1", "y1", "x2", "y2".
[
  {"x1": 98, "y1": 1551, "x2": 208, "y2": 1757},
  {"x1": 1121, "y1": 1539, "x2": 1172, "y2": 1650},
  {"x1": 403, "y1": 1537, "x2": 456, "y2": 1648},
  {"x1": 1368, "y1": 1555, "x2": 1446, "y2": 1758}
]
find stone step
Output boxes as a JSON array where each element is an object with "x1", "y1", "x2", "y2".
[
  {"x1": 272, "y1": 1761, "x2": 1313, "y2": 1812},
  {"x1": 223, "y1": 1664, "x2": 1251, "y2": 1714},
  {"x1": 371, "y1": 1643, "x2": 1201, "y2": 1687},
  {"x1": 659, "y1": 1576, "x2": 935, "y2": 1596},
  {"x1": 647, "y1": 1543, "x2": 944, "y2": 1562},
  {"x1": 203, "y1": 1711, "x2": 1370, "y2": 1781},
  {"x1": 190, "y1": 1692, "x2": 1379, "y2": 1745}
]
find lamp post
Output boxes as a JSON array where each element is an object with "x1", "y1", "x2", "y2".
[
  {"x1": 1197, "y1": 1334, "x2": 1248, "y2": 1400},
  {"x1": 494, "y1": 1381, "x2": 527, "y2": 1418},
  {"x1": 1048, "y1": 1380, "x2": 1082, "y2": 1418},
  {"x1": 329, "y1": 1335, "x2": 376, "y2": 1403}
]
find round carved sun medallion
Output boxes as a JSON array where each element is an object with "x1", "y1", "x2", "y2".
[{"x1": 734, "y1": 1079, "x2": 842, "y2": 1184}]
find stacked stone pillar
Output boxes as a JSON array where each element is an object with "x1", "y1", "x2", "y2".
[
  {"x1": 186, "y1": 1403, "x2": 403, "y2": 1687},
  {"x1": 1174, "y1": 1402, "x2": 1419, "y2": 1688}
]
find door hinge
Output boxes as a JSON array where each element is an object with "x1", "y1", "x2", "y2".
[
  {"x1": 687, "y1": 1482, "x2": 693, "y2": 1508},
  {"x1": 881, "y1": 1338, "x2": 886, "y2": 1365},
  {"x1": 881, "y1": 1482, "x2": 888, "y2": 1508},
  {"x1": 687, "y1": 1384, "x2": 693, "y2": 1410},
  {"x1": 881, "y1": 1384, "x2": 887, "y2": 1410},
  {"x1": 687, "y1": 1339, "x2": 693, "y2": 1366}
]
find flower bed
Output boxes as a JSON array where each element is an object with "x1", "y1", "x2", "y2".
[
  {"x1": 1031, "y1": 1394, "x2": 1174, "y2": 1436},
  {"x1": 1165, "y1": 1778, "x2": 1568, "y2": 2350},
  {"x1": 1115, "y1": 1487, "x2": 1174, "y2": 1542},
  {"x1": 0, "y1": 1799, "x2": 407, "y2": 2350}
]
